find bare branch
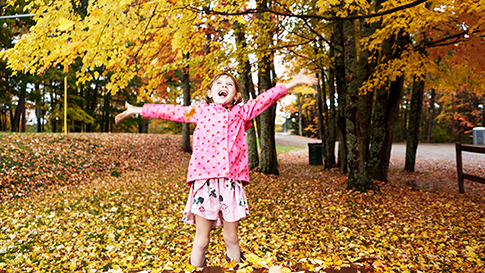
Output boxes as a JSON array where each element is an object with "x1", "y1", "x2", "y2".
[
  {"x1": 188, "y1": 0, "x2": 429, "y2": 22},
  {"x1": 419, "y1": 29, "x2": 484, "y2": 50}
]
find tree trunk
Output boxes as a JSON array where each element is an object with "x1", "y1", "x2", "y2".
[
  {"x1": 251, "y1": 83, "x2": 261, "y2": 139},
  {"x1": 256, "y1": 0, "x2": 278, "y2": 175},
  {"x1": 481, "y1": 94, "x2": 485, "y2": 126},
  {"x1": 401, "y1": 101, "x2": 407, "y2": 142},
  {"x1": 367, "y1": 32, "x2": 410, "y2": 182},
  {"x1": 451, "y1": 94, "x2": 456, "y2": 143},
  {"x1": 139, "y1": 121, "x2": 148, "y2": 133},
  {"x1": 12, "y1": 81, "x2": 27, "y2": 132},
  {"x1": 234, "y1": 21, "x2": 259, "y2": 170},
  {"x1": 0, "y1": 106, "x2": 4, "y2": 131},
  {"x1": 427, "y1": 88, "x2": 435, "y2": 138},
  {"x1": 333, "y1": 18, "x2": 347, "y2": 174},
  {"x1": 9, "y1": 108, "x2": 14, "y2": 131},
  {"x1": 316, "y1": 73, "x2": 325, "y2": 140},
  {"x1": 103, "y1": 92, "x2": 111, "y2": 133},
  {"x1": 11, "y1": 97, "x2": 25, "y2": 132},
  {"x1": 297, "y1": 93, "x2": 302, "y2": 136},
  {"x1": 316, "y1": 72, "x2": 327, "y2": 168},
  {"x1": 326, "y1": 53, "x2": 337, "y2": 169},
  {"x1": 404, "y1": 75, "x2": 425, "y2": 172},
  {"x1": 181, "y1": 53, "x2": 192, "y2": 153},
  {"x1": 36, "y1": 83, "x2": 42, "y2": 132},
  {"x1": 74, "y1": 86, "x2": 82, "y2": 132},
  {"x1": 257, "y1": 65, "x2": 278, "y2": 175},
  {"x1": 343, "y1": 18, "x2": 372, "y2": 191},
  {"x1": 356, "y1": 17, "x2": 376, "y2": 165},
  {"x1": 49, "y1": 81, "x2": 57, "y2": 133},
  {"x1": 86, "y1": 83, "x2": 96, "y2": 132},
  {"x1": 21, "y1": 97, "x2": 26, "y2": 132}
]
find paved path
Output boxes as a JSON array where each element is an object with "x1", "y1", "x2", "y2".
[
  {"x1": 275, "y1": 133, "x2": 485, "y2": 160},
  {"x1": 275, "y1": 133, "x2": 321, "y2": 147},
  {"x1": 276, "y1": 134, "x2": 485, "y2": 194}
]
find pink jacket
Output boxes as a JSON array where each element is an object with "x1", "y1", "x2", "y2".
[{"x1": 142, "y1": 84, "x2": 288, "y2": 185}]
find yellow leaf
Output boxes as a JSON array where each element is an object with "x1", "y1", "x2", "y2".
[
  {"x1": 58, "y1": 17, "x2": 74, "y2": 32},
  {"x1": 185, "y1": 263, "x2": 195, "y2": 271},
  {"x1": 119, "y1": 0, "x2": 131, "y2": 7},
  {"x1": 373, "y1": 260, "x2": 384, "y2": 268},
  {"x1": 246, "y1": 253, "x2": 271, "y2": 268},
  {"x1": 185, "y1": 106, "x2": 196, "y2": 121},
  {"x1": 246, "y1": 253, "x2": 262, "y2": 266},
  {"x1": 333, "y1": 254, "x2": 342, "y2": 266},
  {"x1": 224, "y1": 260, "x2": 237, "y2": 269}
]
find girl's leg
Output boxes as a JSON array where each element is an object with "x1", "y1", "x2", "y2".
[
  {"x1": 190, "y1": 215, "x2": 213, "y2": 266},
  {"x1": 222, "y1": 219, "x2": 241, "y2": 262}
]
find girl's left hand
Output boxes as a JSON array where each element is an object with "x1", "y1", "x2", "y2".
[{"x1": 284, "y1": 70, "x2": 318, "y2": 91}]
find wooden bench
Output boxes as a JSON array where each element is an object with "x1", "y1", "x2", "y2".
[{"x1": 455, "y1": 143, "x2": 485, "y2": 193}]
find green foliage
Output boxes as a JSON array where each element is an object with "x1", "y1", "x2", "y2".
[{"x1": 431, "y1": 126, "x2": 451, "y2": 143}]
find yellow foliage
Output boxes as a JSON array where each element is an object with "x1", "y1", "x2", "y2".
[
  {"x1": 58, "y1": 17, "x2": 74, "y2": 32},
  {"x1": 291, "y1": 85, "x2": 316, "y2": 95},
  {"x1": 2, "y1": 0, "x2": 244, "y2": 98}
]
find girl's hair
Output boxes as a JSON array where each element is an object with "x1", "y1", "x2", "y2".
[{"x1": 205, "y1": 72, "x2": 243, "y2": 105}]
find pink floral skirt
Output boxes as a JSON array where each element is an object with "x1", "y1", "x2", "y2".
[{"x1": 182, "y1": 178, "x2": 250, "y2": 227}]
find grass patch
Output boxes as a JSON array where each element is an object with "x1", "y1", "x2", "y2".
[{"x1": 276, "y1": 145, "x2": 305, "y2": 154}]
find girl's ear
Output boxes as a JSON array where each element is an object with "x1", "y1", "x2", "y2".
[{"x1": 234, "y1": 92, "x2": 243, "y2": 104}]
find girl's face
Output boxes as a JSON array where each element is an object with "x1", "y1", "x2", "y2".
[{"x1": 208, "y1": 75, "x2": 237, "y2": 106}]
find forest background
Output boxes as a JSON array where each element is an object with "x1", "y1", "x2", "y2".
[{"x1": 1, "y1": 0, "x2": 484, "y2": 190}]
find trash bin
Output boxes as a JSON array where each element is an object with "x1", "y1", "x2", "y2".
[
  {"x1": 473, "y1": 127, "x2": 485, "y2": 145},
  {"x1": 308, "y1": 142, "x2": 323, "y2": 165}
]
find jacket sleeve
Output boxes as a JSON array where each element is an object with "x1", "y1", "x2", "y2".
[
  {"x1": 142, "y1": 104, "x2": 197, "y2": 123},
  {"x1": 242, "y1": 84, "x2": 288, "y2": 121}
]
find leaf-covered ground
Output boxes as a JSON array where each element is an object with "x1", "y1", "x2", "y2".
[{"x1": 1, "y1": 133, "x2": 484, "y2": 273}]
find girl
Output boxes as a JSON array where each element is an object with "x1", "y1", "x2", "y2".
[{"x1": 115, "y1": 70, "x2": 316, "y2": 267}]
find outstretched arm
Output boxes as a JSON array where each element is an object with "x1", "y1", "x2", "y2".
[
  {"x1": 241, "y1": 70, "x2": 318, "y2": 122},
  {"x1": 115, "y1": 102, "x2": 142, "y2": 125},
  {"x1": 283, "y1": 70, "x2": 319, "y2": 92}
]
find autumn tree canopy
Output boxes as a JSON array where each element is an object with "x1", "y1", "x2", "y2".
[{"x1": 3, "y1": 0, "x2": 484, "y2": 96}]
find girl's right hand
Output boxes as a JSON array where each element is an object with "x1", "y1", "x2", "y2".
[{"x1": 115, "y1": 102, "x2": 143, "y2": 125}]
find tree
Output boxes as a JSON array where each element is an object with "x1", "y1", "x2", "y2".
[
  {"x1": 0, "y1": 0, "x2": 36, "y2": 132},
  {"x1": 404, "y1": 75, "x2": 425, "y2": 172},
  {"x1": 256, "y1": 0, "x2": 279, "y2": 175},
  {"x1": 181, "y1": 53, "x2": 192, "y2": 153},
  {"x1": 234, "y1": 20, "x2": 259, "y2": 170}
]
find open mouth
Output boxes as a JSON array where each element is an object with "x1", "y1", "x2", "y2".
[{"x1": 218, "y1": 90, "x2": 228, "y2": 97}]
